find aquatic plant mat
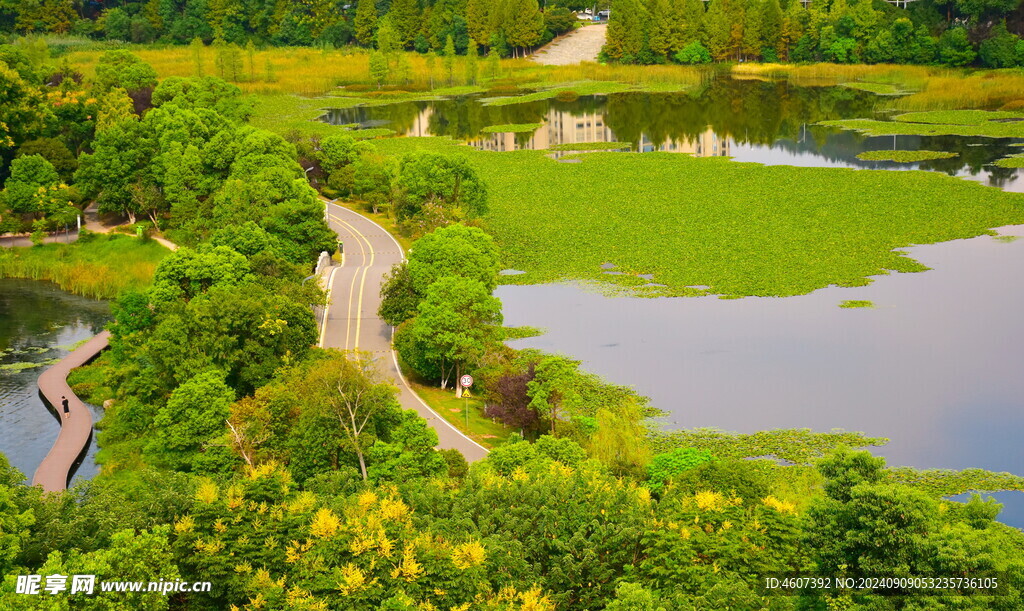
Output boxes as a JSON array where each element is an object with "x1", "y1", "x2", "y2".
[
  {"x1": 821, "y1": 110, "x2": 1024, "y2": 138},
  {"x1": 855, "y1": 150, "x2": 958, "y2": 163},
  {"x1": 376, "y1": 138, "x2": 1024, "y2": 297}
]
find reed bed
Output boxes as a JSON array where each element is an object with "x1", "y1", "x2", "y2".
[
  {"x1": 0, "y1": 235, "x2": 167, "y2": 299},
  {"x1": 894, "y1": 71, "x2": 1024, "y2": 111},
  {"x1": 65, "y1": 45, "x2": 709, "y2": 97},
  {"x1": 733, "y1": 63, "x2": 1024, "y2": 111}
]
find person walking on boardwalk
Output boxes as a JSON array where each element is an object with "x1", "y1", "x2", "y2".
[{"x1": 61, "y1": 396, "x2": 70, "y2": 418}]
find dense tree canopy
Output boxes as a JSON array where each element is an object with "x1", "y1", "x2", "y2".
[{"x1": 603, "y1": 0, "x2": 1024, "y2": 67}]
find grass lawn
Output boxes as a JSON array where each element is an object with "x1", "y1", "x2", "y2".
[
  {"x1": 374, "y1": 137, "x2": 1024, "y2": 298},
  {"x1": 0, "y1": 234, "x2": 170, "y2": 299},
  {"x1": 408, "y1": 380, "x2": 515, "y2": 449}
]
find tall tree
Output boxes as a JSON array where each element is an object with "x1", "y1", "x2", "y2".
[
  {"x1": 354, "y1": 0, "x2": 378, "y2": 46},
  {"x1": 397, "y1": 276, "x2": 503, "y2": 394},
  {"x1": 389, "y1": 0, "x2": 421, "y2": 48},
  {"x1": 604, "y1": 0, "x2": 647, "y2": 60},
  {"x1": 648, "y1": 0, "x2": 676, "y2": 59},
  {"x1": 760, "y1": 0, "x2": 783, "y2": 59},
  {"x1": 467, "y1": 0, "x2": 492, "y2": 46},
  {"x1": 741, "y1": 0, "x2": 761, "y2": 60},
  {"x1": 504, "y1": 0, "x2": 544, "y2": 57}
]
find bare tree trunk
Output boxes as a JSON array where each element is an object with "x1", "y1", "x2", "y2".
[{"x1": 455, "y1": 362, "x2": 462, "y2": 398}]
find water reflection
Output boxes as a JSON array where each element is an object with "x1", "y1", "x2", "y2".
[
  {"x1": 496, "y1": 226, "x2": 1024, "y2": 527},
  {"x1": 0, "y1": 279, "x2": 109, "y2": 484},
  {"x1": 320, "y1": 78, "x2": 1023, "y2": 187}
]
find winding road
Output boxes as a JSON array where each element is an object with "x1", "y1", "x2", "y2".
[{"x1": 320, "y1": 201, "x2": 489, "y2": 462}]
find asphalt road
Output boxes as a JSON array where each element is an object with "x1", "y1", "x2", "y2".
[{"x1": 320, "y1": 201, "x2": 489, "y2": 463}]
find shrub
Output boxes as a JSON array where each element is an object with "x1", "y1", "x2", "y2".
[
  {"x1": 648, "y1": 448, "x2": 715, "y2": 493},
  {"x1": 675, "y1": 42, "x2": 712, "y2": 65}
]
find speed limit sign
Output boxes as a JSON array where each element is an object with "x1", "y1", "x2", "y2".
[{"x1": 460, "y1": 374, "x2": 474, "y2": 388}]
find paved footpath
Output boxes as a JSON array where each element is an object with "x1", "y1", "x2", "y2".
[
  {"x1": 31, "y1": 331, "x2": 111, "y2": 492},
  {"x1": 531, "y1": 23, "x2": 607, "y2": 65},
  {"x1": 320, "y1": 201, "x2": 489, "y2": 462}
]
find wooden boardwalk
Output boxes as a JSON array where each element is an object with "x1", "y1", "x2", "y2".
[{"x1": 31, "y1": 331, "x2": 110, "y2": 493}]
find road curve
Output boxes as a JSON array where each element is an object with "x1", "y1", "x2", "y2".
[
  {"x1": 320, "y1": 201, "x2": 489, "y2": 463},
  {"x1": 31, "y1": 330, "x2": 110, "y2": 492}
]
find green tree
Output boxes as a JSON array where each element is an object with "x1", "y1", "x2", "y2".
[
  {"x1": 149, "y1": 245, "x2": 252, "y2": 307},
  {"x1": 0, "y1": 60, "x2": 45, "y2": 152},
  {"x1": 351, "y1": 151, "x2": 395, "y2": 214},
  {"x1": 760, "y1": 0, "x2": 783, "y2": 59},
  {"x1": 467, "y1": 0, "x2": 492, "y2": 45},
  {"x1": 355, "y1": 0, "x2": 378, "y2": 46},
  {"x1": 443, "y1": 35, "x2": 457, "y2": 84},
  {"x1": 390, "y1": 0, "x2": 421, "y2": 48},
  {"x1": 378, "y1": 262, "x2": 421, "y2": 326},
  {"x1": 369, "y1": 50, "x2": 388, "y2": 87},
  {"x1": 191, "y1": 36, "x2": 205, "y2": 76},
  {"x1": 406, "y1": 223, "x2": 500, "y2": 294},
  {"x1": 16, "y1": 138, "x2": 76, "y2": 181},
  {"x1": 146, "y1": 370, "x2": 236, "y2": 472},
  {"x1": 526, "y1": 354, "x2": 580, "y2": 436},
  {"x1": 504, "y1": 0, "x2": 544, "y2": 57},
  {"x1": 741, "y1": 0, "x2": 761, "y2": 60},
  {"x1": 393, "y1": 152, "x2": 489, "y2": 226},
  {"x1": 398, "y1": 276, "x2": 503, "y2": 394},
  {"x1": 465, "y1": 37, "x2": 479, "y2": 85},
  {"x1": 604, "y1": 0, "x2": 647, "y2": 61},
  {"x1": 939, "y1": 27, "x2": 976, "y2": 66},
  {"x1": 648, "y1": 0, "x2": 676, "y2": 59},
  {"x1": 92, "y1": 50, "x2": 158, "y2": 93},
  {"x1": 674, "y1": 41, "x2": 712, "y2": 64}
]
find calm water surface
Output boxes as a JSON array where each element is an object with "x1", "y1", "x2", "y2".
[
  {"x1": 322, "y1": 78, "x2": 1024, "y2": 187},
  {"x1": 324, "y1": 79, "x2": 1024, "y2": 525},
  {"x1": 0, "y1": 279, "x2": 109, "y2": 485},
  {"x1": 498, "y1": 226, "x2": 1024, "y2": 526}
]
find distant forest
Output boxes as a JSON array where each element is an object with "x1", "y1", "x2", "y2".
[
  {"x1": 604, "y1": 0, "x2": 1024, "y2": 67},
  {"x1": 0, "y1": 0, "x2": 589, "y2": 57}
]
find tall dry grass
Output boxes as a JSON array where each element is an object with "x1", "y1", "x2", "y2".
[
  {"x1": 893, "y1": 71, "x2": 1024, "y2": 110},
  {"x1": 733, "y1": 63, "x2": 1024, "y2": 110},
  {"x1": 65, "y1": 46, "x2": 709, "y2": 97}
]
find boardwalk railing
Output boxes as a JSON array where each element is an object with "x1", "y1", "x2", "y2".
[{"x1": 31, "y1": 331, "x2": 110, "y2": 493}]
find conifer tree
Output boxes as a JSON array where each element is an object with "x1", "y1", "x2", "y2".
[
  {"x1": 648, "y1": 0, "x2": 676, "y2": 59},
  {"x1": 190, "y1": 37, "x2": 204, "y2": 77},
  {"x1": 465, "y1": 38, "x2": 479, "y2": 85},
  {"x1": 781, "y1": 0, "x2": 806, "y2": 60},
  {"x1": 760, "y1": 0, "x2": 783, "y2": 59},
  {"x1": 741, "y1": 0, "x2": 761, "y2": 60},
  {"x1": 355, "y1": 0, "x2": 378, "y2": 46},
  {"x1": 676, "y1": 0, "x2": 706, "y2": 50},
  {"x1": 467, "y1": 0, "x2": 492, "y2": 47},
  {"x1": 704, "y1": 0, "x2": 732, "y2": 60},
  {"x1": 504, "y1": 0, "x2": 544, "y2": 58},
  {"x1": 390, "y1": 0, "x2": 421, "y2": 48},
  {"x1": 443, "y1": 35, "x2": 456, "y2": 84},
  {"x1": 604, "y1": 0, "x2": 647, "y2": 61}
]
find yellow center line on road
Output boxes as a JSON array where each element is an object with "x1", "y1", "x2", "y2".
[
  {"x1": 329, "y1": 213, "x2": 365, "y2": 351},
  {"x1": 329, "y1": 211, "x2": 376, "y2": 351}
]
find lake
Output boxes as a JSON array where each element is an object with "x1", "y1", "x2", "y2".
[
  {"x1": 0, "y1": 278, "x2": 109, "y2": 485},
  {"x1": 498, "y1": 225, "x2": 1024, "y2": 526},
  {"x1": 324, "y1": 78, "x2": 1024, "y2": 525},
  {"x1": 321, "y1": 77, "x2": 1024, "y2": 188}
]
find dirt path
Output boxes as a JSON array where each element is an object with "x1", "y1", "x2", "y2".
[{"x1": 532, "y1": 24, "x2": 607, "y2": 65}]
